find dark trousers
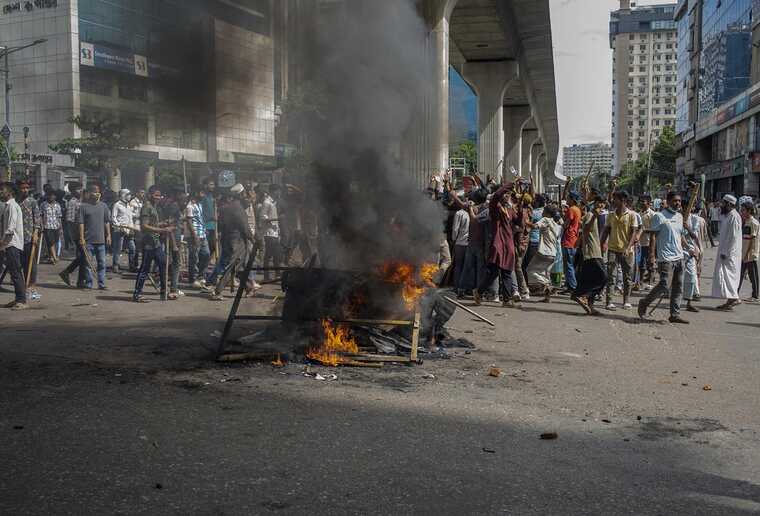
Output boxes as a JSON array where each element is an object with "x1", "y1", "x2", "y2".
[
  {"x1": 22, "y1": 241, "x2": 38, "y2": 286},
  {"x1": 134, "y1": 247, "x2": 166, "y2": 298},
  {"x1": 574, "y1": 258, "x2": 607, "y2": 303},
  {"x1": 641, "y1": 260, "x2": 684, "y2": 317},
  {"x1": 263, "y1": 236, "x2": 282, "y2": 280},
  {"x1": 453, "y1": 244, "x2": 468, "y2": 293},
  {"x1": 740, "y1": 261, "x2": 759, "y2": 299},
  {"x1": 2, "y1": 247, "x2": 26, "y2": 303},
  {"x1": 462, "y1": 244, "x2": 486, "y2": 293},
  {"x1": 477, "y1": 264, "x2": 514, "y2": 299},
  {"x1": 61, "y1": 244, "x2": 88, "y2": 287},
  {"x1": 212, "y1": 242, "x2": 248, "y2": 296}
]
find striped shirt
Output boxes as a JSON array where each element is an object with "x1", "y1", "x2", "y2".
[
  {"x1": 185, "y1": 201, "x2": 206, "y2": 240},
  {"x1": 66, "y1": 197, "x2": 81, "y2": 223}
]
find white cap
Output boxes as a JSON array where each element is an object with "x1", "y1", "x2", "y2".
[
  {"x1": 230, "y1": 183, "x2": 244, "y2": 194},
  {"x1": 723, "y1": 194, "x2": 737, "y2": 205}
]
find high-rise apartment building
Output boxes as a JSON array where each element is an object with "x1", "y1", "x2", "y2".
[
  {"x1": 562, "y1": 143, "x2": 613, "y2": 178},
  {"x1": 610, "y1": 1, "x2": 679, "y2": 175}
]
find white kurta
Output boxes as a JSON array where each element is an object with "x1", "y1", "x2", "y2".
[{"x1": 712, "y1": 210, "x2": 742, "y2": 299}]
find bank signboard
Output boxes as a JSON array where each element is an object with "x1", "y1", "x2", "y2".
[{"x1": 80, "y1": 42, "x2": 177, "y2": 79}]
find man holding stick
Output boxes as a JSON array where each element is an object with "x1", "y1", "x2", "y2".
[
  {"x1": 78, "y1": 184, "x2": 111, "y2": 290},
  {"x1": 133, "y1": 186, "x2": 173, "y2": 303},
  {"x1": 18, "y1": 180, "x2": 40, "y2": 292},
  {"x1": 0, "y1": 182, "x2": 27, "y2": 310}
]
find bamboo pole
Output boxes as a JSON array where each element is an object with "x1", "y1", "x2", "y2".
[{"x1": 442, "y1": 296, "x2": 495, "y2": 327}]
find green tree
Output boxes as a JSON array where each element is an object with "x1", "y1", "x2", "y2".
[
  {"x1": 450, "y1": 140, "x2": 477, "y2": 176},
  {"x1": 49, "y1": 115, "x2": 137, "y2": 178},
  {"x1": 650, "y1": 125, "x2": 676, "y2": 177},
  {"x1": 617, "y1": 126, "x2": 677, "y2": 196}
]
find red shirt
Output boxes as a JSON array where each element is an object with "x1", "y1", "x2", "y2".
[{"x1": 562, "y1": 205, "x2": 581, "y2": 249}]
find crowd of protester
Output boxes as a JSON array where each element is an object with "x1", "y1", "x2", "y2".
[
  {"x1": 0, "y1": 177, "x2": 312, "y2": 309},
  {"x1": 1, "y1": 172, "x2": 758, "y2": 326},
  {"x1": 431, "y1": 172, "x2": 759, "y2": 324}
]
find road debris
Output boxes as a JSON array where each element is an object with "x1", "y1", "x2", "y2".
[
  {"x1": 540, "y1": 432, "x2": 558, "y2": 440},
  {"x1": 488, "y1": 367, "x2": 502, "y2": 378},
  {"x1": 482, "y1": 447, "x2": 496, "y2": 453},
  {"x1": 703, "y1": 384, "x2": 713, "y2": 391},
  {"x1": 422, "y1": 373, "x2": 436, "y2": 380}
]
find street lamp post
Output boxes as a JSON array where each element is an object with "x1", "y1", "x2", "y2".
[{"x1": 1, "y1": 39, "x2": 47, "y2": 179}]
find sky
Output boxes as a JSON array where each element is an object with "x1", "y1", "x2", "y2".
[
  {"x1": 549, "y1": 0, "x2": 675, "y2": 149},
  {"x1": 448, "y1": 0, "x2": 676, "y2": 158}
]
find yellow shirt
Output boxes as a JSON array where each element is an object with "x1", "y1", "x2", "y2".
[{"x1": 605, "y1": 209, "x2": 639, "y2": 253}]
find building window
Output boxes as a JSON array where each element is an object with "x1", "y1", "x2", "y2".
[
  {"x1": 118, "y1": 76, "x2": 148, "y2": 102},
  {"x1": 80, "y1": 69, "x2": 113, "y2": 97}
]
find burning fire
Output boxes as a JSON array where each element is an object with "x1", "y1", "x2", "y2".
[
  {"x1": 378, "y1": 262, "x2": 439, "y2": 310},
  {"x1": 306, "y1": 319, "x2": 359, "y2": 366}
]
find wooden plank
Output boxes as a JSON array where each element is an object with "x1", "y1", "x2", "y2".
[
  {"x1": 341, "y1": 360, "x2": 384, "y2": 368},
  {"x1": 342, "y1": 353, "x2": 412, "y2": 363},
  {"x1": 410, "y1": 308, "x2": 421, "y2": 362}
]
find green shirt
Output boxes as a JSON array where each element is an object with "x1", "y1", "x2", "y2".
[{"x1": 140, "y1": 202, "x2": 161, "y2": 249}]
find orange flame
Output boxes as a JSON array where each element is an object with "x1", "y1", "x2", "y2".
[
  {"x1": 271, "y1": 354, "x2": 285, "y2": 367},
  {"x1": 378, "y1": 262, "x2": 439, "y2": 310},
  {"x1": 306, "y1": 319, "x2": 359, "y2": 366}
]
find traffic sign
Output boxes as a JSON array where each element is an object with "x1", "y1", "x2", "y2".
[{"x1": 0, "y1": 124, "x2": 10, "y2": 141}]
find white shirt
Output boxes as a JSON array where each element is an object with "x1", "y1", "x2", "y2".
[
  {"x1": 1, "y1": 198, "x2": 24, "y2": 251},
  {"x1": 128, "y1": 198, "x2": 143, "y2": 231},
  {"x1": 451, "y1": 209, "x2": 469, "y2": 246},
  {"x1": 260, "y1": 194, "x2": 280, "y2": 239},
  {"x1": 536, "y1": 217, "x2": 560, "y2": 258},
  {"x1": 112, "y1": 200, "x2": 134, "y2": 229}
]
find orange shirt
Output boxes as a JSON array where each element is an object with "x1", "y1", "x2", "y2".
[{"x1": 562, "y1": 205, "x2": 581, "y2": 249}]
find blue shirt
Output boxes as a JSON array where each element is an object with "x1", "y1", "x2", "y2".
[
  {"x1": 529, "y1": 207, "x2": 544, "y2": 244},
  {"x1": 200, "y1": 193, "x2": 216, "y2": 231},
  {"x1": 651, "y1": 209, "x2": 684, "y2": 263}
]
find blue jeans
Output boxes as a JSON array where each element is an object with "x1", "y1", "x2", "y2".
[
  {"x1": 85, "y1": 243, "x2": 107, "y2": 288},
  {"x1": 562, "y1": 247, "x2": 578, "y2": 290},
  {"x1": 188, "y1": 238, "x2": 211, "y2": 283},
  {"x1": 112, "y1": 231, "x2": 136, "y2": 270},
  {"x1": 134, "y1": 246, "x2": 166, "y2": 298}
]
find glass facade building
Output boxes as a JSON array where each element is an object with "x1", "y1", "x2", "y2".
[
  {"x1": 675, "y1": 5, "x2": 690, "y2": 134},
  {"x1": 698, "y1": 0, "x2": 753, "y2": 119}
]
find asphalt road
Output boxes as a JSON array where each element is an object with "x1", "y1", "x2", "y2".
[{"x1": 1, "y1": 247, "x2": 760, "y2": 515}]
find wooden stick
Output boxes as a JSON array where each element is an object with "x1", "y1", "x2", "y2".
[
  {"x1": 25, "y1": 230, "x2": 38, "y2": 288},
  {"x1": 442, "y1": 296, "x2": 496, "y2": 327},
  {"x1": 217, "y1": 351, "x2": 278, "y2": 363}
]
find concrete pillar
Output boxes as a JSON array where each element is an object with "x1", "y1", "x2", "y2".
[
  {"x1": 536, "y1": 153, "x2": 547, "y2": 193},
  {"x1": 406, "y1": 0, "x2": 458, "y2": 187},
  {"x1": 431, "y1": 10, "x2": 450, "y2": 174},
  {"x1": 462, "y1": 60, "x2": 519, "y2": 182},
  {"x1": 145, "y1": 165, "x2": 156, "y2": 190},
  {"x1": 108, "y1": 166, "x2": 122, "y2": 193},
  {"x1": 529, "y1": 139, "x2": 543, "y2": 185},
  {"x1": 503, "y1": 106, "x2": 532, "y2": 177},
  {"x1": 521, "y1": 129, "x2": 538, "y2": 179}
]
